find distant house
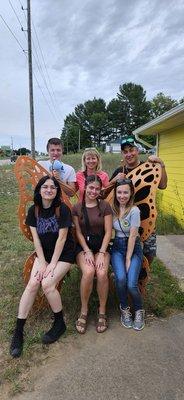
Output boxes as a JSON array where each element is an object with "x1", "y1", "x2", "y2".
[
  {"x1": 105, "y1": 139, "x2": 146, "y2": 153},
  {"x1": 105, "y1": 139, "x2": 121, "y2": 153},
  {"x1": 133, "y1": 103, "x2": 184, "y2": 228}
]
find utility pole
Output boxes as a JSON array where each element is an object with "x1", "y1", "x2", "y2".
[
  {"x1": 11, "y1": 136, "x2": 13, "y2": 153},
  {"x1": 27, "y1": 0, "x2": 35, "y2": 158}
]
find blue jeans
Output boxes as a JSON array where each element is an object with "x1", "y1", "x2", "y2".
[{"x1": 111, "y1": 237, "x2": 143, "y2": 311}]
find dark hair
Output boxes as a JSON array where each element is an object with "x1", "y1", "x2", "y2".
[
  {"x1": 81, "y1": 175, "x2": 102, "y2": 219},
  {"x1": 113, "y1": 178, "x2": 135, "y2": 217},
  {"x1": 121, "y1": 135, "x2": 138, "y2": 151},
  {"x1": 34, "y1": 175, "x2": 61, "y2": 209},
  {"x1": 85, "y1": 174, "x2": 102, "y2": 188},
  {"x1": 46, "y1": 138, "x2": 64, "y2": 152}
]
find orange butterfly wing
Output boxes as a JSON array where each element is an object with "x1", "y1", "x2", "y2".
[
  {"x1": 14, "y1": 155, "x2": 74, "y2": 241},
  {"x1": 105, "y1": 162, "x2": 162, "y2": 242},
  {"x1": 127, "y1": 161, "x2": 162, "y2": 241},
  {"x1": 14, "y1": 155, "x2": 76, "y2": 310}
]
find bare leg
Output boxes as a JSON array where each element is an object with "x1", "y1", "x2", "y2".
[
  {"x1": 10, "y1": 258, "x2": 41, "y2": 358},
  {"x1": 18, "y1": 258, "x2": 41, "y2": 318},
  {"x1": 75, "y1": 252, "x2": 95, "y2": 333},
  {"x1": 95, "y1": 253, "x2": 109, "y2": 314},
  {"x1": 95, "y1": 253, "x2": 109, "y2": 333},
  {"x1": 41, "y1": 262, "x2": 71, "y2": 345},
  {"x1": 77, "y1": 252, "x2": 95, "y2": 315},
  {"x1": 41, "y1": 261, "x2": 71, "y2": 312}
]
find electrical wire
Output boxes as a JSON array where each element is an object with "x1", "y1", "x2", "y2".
[
  {"x1": 32, "y1": 19, "x2": 62, "y2": 115},
  {"x1": 0, "y1": 8, "x2": 60, "y2": 126},
  {"x1": 8, "y1": 0, "x2": 24, "y2": 30},
  {"x1": 16, "y1": 0, "x2": 61, "y2": 121},
  {"x1": 0, "y1": 13, "x2": 25, "y2": 52}
]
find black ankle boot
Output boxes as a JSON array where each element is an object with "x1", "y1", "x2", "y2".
[
  {"x1": 10, "y1": 330, "x2": 24, "y2": 358},
  {"x1": 42, "y1": 319, "x2": 66, "y2": 345}
]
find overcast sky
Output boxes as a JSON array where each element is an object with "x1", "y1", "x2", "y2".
[{"x1": 0, "y1": 0, "x2": 184, "y2": 152}]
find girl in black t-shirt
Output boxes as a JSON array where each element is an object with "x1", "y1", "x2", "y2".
[
  {"x1": 10, "y1": 175, "x2": 75, "y2": 358},
  {"x1": 72, "y1": 175, "x2": 112, "y2": 334}
]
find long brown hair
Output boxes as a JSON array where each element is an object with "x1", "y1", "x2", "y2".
[
  {"x1": 80, "y1": 175, "x2": 102, "y2": 219},
  {"x1": 112, "y1": 178, "x2": 135, "y2": 218}
]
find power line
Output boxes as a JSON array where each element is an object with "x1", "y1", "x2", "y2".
[
  {"x1": 8, "y1": 0, "x2": 25, "y2": 31},
  {"x1": 0, "y1": 11, "x2": 60, "y2": 126},
  {"x1": 33, "y1": 71, "x2": 62, "y2": 124},
  {"x1": 31, "y1": 19, "x2": 62, "y2": 116},
  {"x1": 0, "y1": 13, "x2": 25, "y2": 52},
  {"x1": 13, "y1": 0, "x2": 61, "y2": 123},
  {"x1": 17, "y1": 0, "x2": 27, "y2": 20},
  {"x1": 32, "y1": 52, "x2": 61, "y2": 124}
]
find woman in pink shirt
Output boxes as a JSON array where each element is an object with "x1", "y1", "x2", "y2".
[{"x1": 76, "y1": 148, "x2": 109, "y2": 200}]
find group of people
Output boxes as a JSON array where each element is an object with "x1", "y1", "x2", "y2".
[{"x1": 10, "y1": 136, "x2": 167, "y2": 358}]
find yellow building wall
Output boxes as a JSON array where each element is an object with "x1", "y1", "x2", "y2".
[{"x1": 157, "y1": 126, "x2": 184, "y2": 227}]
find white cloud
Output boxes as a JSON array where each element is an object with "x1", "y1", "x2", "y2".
[{"x1": 0, "y1": 0, "x2": 184, "y2": 151}]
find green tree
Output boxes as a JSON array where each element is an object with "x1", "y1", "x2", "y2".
[
  {"x1": 17, "y1": 147, "x2": 31, "y2": 155},
  {"x1": 107, "y1": 98, "x2": 122, "y2": 141},
  {"x1": 61, "y1": 98, "x2": 109, "y2": 151},
  {"x1": 150, "y1": 92, "x2": 178, "y2": 118},
  {"x1": 117, "y1": 82, "x2": 151, "y2": 134}
]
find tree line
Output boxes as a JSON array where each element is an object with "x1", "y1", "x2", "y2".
[{"x1": 61, "y1": 82, "x2": 183, "y2": 152}]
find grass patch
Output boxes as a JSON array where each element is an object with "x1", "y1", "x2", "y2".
[
  {"x1": 0, "y1": 155, "x2": 184, "y2": 395},
  {"x1": 156, "y1": 209, "x2": 184, "y2": 234},
  {"x1": 145, "y1": 258, "x2": 184, "y2": 316},
  {"x1": 156, "y1": 192, "x2": 184, "y2": 234}
]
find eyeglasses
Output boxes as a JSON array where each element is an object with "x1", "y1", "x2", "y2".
[
  {"x1": 116, "y1": 178, "x2": 132, "y2": 185},
  {"x1": 41, "y1": 185, "x2": 57, "y2": 190}
]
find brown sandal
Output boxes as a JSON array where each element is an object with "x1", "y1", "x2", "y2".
[
  {"x1": 96, "y1": 313, "x2": 108, "y2": 333},
  {"x1": 76, "y1": 314, "x2": 88, "y2": 334}
]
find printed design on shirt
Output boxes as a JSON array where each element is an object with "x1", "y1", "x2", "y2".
[
  {"x1": 37, "y1": 215, "x2": 59, "y2": 235},
  {"x1": 121, "y1": 219, "x2": 130, "y2": 227},
  {"x1": 105, "y1": 162, "x2": 162, "y2": 242},
  {"x1": 14, "y1": 155, "x2": 73, "y2": 242}
]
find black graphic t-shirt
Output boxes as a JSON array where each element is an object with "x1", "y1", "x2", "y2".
[{"x1": 26, "y1": 203, "x2": 74, "y2": 262}]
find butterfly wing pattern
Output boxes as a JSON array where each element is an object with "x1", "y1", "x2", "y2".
[
  {"x1": 105, "y1": 162, "x2": 161, "y2": 241},
  {"x1": 14, "y1": 156, "x2": 74, "y2": 309},
  {"x1": 14, "y1": 155, "x2": 74, "y2": 241},
  {"x1": 14, "y1": 157, "x2": 161, "y2": 306},
  {"x1": 126, "y1": 161, "x2": 162, "y2": 242},
  {"x1": 106, "y1": 161, "x2": 162, "y2": 295}
]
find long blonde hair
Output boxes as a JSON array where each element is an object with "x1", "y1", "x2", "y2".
[
  {"x1": 112, "y1": 179, "x2": 135, "y2": 218},
  {"x1": 81, "y1": 148, "x2": 102, "y2": 172}
]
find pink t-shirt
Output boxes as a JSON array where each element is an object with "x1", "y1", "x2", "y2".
[{"x1": 76, "y1": 170, "x2": 109, "y2": 200}]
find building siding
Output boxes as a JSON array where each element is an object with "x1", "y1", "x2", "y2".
[{"x1": 158, "y1": 126, "x2": 184, "y2": 226}]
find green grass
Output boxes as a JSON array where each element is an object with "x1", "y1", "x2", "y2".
[
  {"x1": 156, "y1": 210, "x2": 184, "y2": 234},
  {"x1": 0, "y1": 154, "x2": 184, "y2": 395},
  {"x1": 144, "y1": 258, "x2": 184, "y2": 316}
]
